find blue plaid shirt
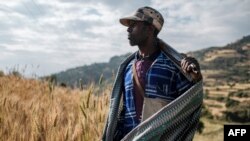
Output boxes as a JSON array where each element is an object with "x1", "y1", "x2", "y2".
[{"x1": 119, "y1": 51, "x2": 194, "y2": 136}]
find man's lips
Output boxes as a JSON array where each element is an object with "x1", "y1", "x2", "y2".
[{"x1": 128, "y1": 35, "x2": 131, "y2": 40}]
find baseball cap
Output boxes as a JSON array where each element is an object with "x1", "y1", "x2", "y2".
[{"x1": 120, "y1": 6, "x2": 164, "y2": 32}]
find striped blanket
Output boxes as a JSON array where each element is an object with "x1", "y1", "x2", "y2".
[{"x1": 102, "y1": 41, "x2": 203, "y2": 141}]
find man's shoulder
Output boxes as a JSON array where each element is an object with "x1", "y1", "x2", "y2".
[{"x1": 153, "y1": 51, "x2": 179, "y2": 71}]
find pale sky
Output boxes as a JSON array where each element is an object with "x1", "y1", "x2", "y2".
[{"x1": 0, "y1": 0, "x2": 249, "y2": 77}]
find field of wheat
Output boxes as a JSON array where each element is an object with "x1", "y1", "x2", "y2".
[
  {"x1": 1, "y1": 74, "x2": 249, "y2": 141},
  {"x1": 0, "y1": 75, "x2": 110, "y2": 141}
]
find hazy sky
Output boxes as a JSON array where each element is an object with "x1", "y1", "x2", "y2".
[{"x1": 0, "y1": 0, "x2": 249, "y2": 77}]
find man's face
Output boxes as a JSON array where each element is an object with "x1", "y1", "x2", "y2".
[{"x1": 127, "y1": 20, "x2": 149, "y2": 46}]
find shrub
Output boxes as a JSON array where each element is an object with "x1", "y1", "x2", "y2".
[
  {"x1": 224, "y1": 101, "x2": 250, "y2": 122},
  {"x1": 196, "y1": 120, "x2": 204, "y2": 134},
  {"x1": 225, "y1": 98, "x2": 239, "y2": 108},
  {"x1": 203, "y1": 89, "x2": 209, "y2": 99},
  {"x1": 201, "y1": 105, "x2": 213, "y2": 119},
  {"x1": 0, "y1": 70, "x2": 4, "y2": 77},
  {"x1": 11, "y1": 70, "x2": 22, "y2": 77},
  {"x1": 209, "y1": 96, "x2": 227, "y2": 102},
  {"x1": 229, "y1": 91, "x2": 249, "y2": 98}
]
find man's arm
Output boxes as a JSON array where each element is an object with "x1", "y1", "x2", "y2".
[{"x1": 157, "y1": 38, "x2": 202, "y2": 82}]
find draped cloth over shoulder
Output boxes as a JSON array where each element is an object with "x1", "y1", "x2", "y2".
[{"x1": 102, "y1": 39, "x2": 203, "y2": 141}]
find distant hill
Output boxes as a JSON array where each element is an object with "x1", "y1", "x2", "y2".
[
  {"x1": 188, "y1": 35, "x2": 250, "y2": 84},
  {"x1": 52, "y1": 53, "x2": 131, "y2": 87},
  {"x1": 51, "y1": 35, "x2": 250, "y2": 87}
]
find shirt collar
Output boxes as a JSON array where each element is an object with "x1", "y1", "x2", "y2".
[{"x1": 135, "y1": 49, "x2": 161, "y2": 61}]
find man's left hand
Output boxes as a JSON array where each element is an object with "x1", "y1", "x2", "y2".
[{"x1": 181, "y1": 57, "x2": 202, "y2": 82}]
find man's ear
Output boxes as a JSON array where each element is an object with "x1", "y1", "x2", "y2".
[{"x1": 149, "y1": 25, "x2": 156, "y2": 36}]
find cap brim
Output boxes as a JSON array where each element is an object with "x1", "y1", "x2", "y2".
[{"x1": 119, "y1": 16, "x2": 143, "y2": 27}]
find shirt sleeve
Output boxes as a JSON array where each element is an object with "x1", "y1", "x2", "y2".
[{"x1": 174, "y1": 70, "x2": 194, "y2": 95}]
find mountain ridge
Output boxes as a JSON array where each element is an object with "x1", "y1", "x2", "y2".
[{"x1": 51, "y1": 35, "x2": 250, "y2": 87}]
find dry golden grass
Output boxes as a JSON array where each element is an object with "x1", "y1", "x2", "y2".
[
  {"x1": 1, "y1": 74, "x2": 248, "y2": 141},
  {"x1": 204, "y1": 99, "x2": 226, "y2": 117},
  {"x1": 0, "y1": 75, "x2": 110, "y2": 141},
  {"x1": 204, "y1": 81, "x2": 250, "y2": 117},
  {"x1": 204, "y1": 49, "x2": 242, "y2": 62},
  {"x1": 193, "y1": 118, "x2": 224, "y2": 141}
]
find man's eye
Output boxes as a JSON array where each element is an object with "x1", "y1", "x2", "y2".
[{"x1": 129, "y1": 21, "x2": 136, "y2": 27}]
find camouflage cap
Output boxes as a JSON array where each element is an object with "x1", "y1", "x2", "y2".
[{"x1": 120, "y1": 6, "x2": 164, "y2": 31}]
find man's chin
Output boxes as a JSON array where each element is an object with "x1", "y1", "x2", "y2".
[{"x1": 129, "y1": 41, "x2": 136, "y2": 46}]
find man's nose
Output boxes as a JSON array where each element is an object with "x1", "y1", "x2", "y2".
[{"x1": 127, "y1": 27, "x2": 132, "y2": 33}]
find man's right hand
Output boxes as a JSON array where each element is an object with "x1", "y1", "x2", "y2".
[{"x1": 181, "y1": 57, "x2": 202, "y2": 82}]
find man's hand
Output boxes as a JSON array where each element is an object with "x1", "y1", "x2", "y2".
[{"x1": 181, "y1": 57, "x2": 202, "y2": 82}]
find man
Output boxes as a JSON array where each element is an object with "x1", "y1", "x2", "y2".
[{"x1": 103, "y1": 7, "x2": 203, "y2": 141}]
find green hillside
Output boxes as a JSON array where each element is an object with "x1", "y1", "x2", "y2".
[
  {"x1": 189, "y1": 35, "x2": 250, "y2": 83},
  {"x1": 51, "y1": 53, "x2": 130, "y2": 87}
]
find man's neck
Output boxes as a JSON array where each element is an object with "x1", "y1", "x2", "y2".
[{"x1": 138, "y1": 39, "x2": 158, "y2": 58}]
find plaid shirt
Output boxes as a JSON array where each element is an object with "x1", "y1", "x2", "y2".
[{"x1": 119, "y1": 51, "x2": 194, "y2": 136}]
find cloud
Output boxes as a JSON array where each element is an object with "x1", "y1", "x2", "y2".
[
  {"x1": 0, "y1": 0, "x2": 249, "y2": 76},
  {"x1": 152, "y1": 0, "x2": 250, "y2": 51}
]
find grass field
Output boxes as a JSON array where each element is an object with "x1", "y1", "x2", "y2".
[
  {"x1": 0, "y1": 75, "x2": 109, "y2": 141},
  {"x1": 0, "y1": 74, "x2": 249, "y2": 141}
]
